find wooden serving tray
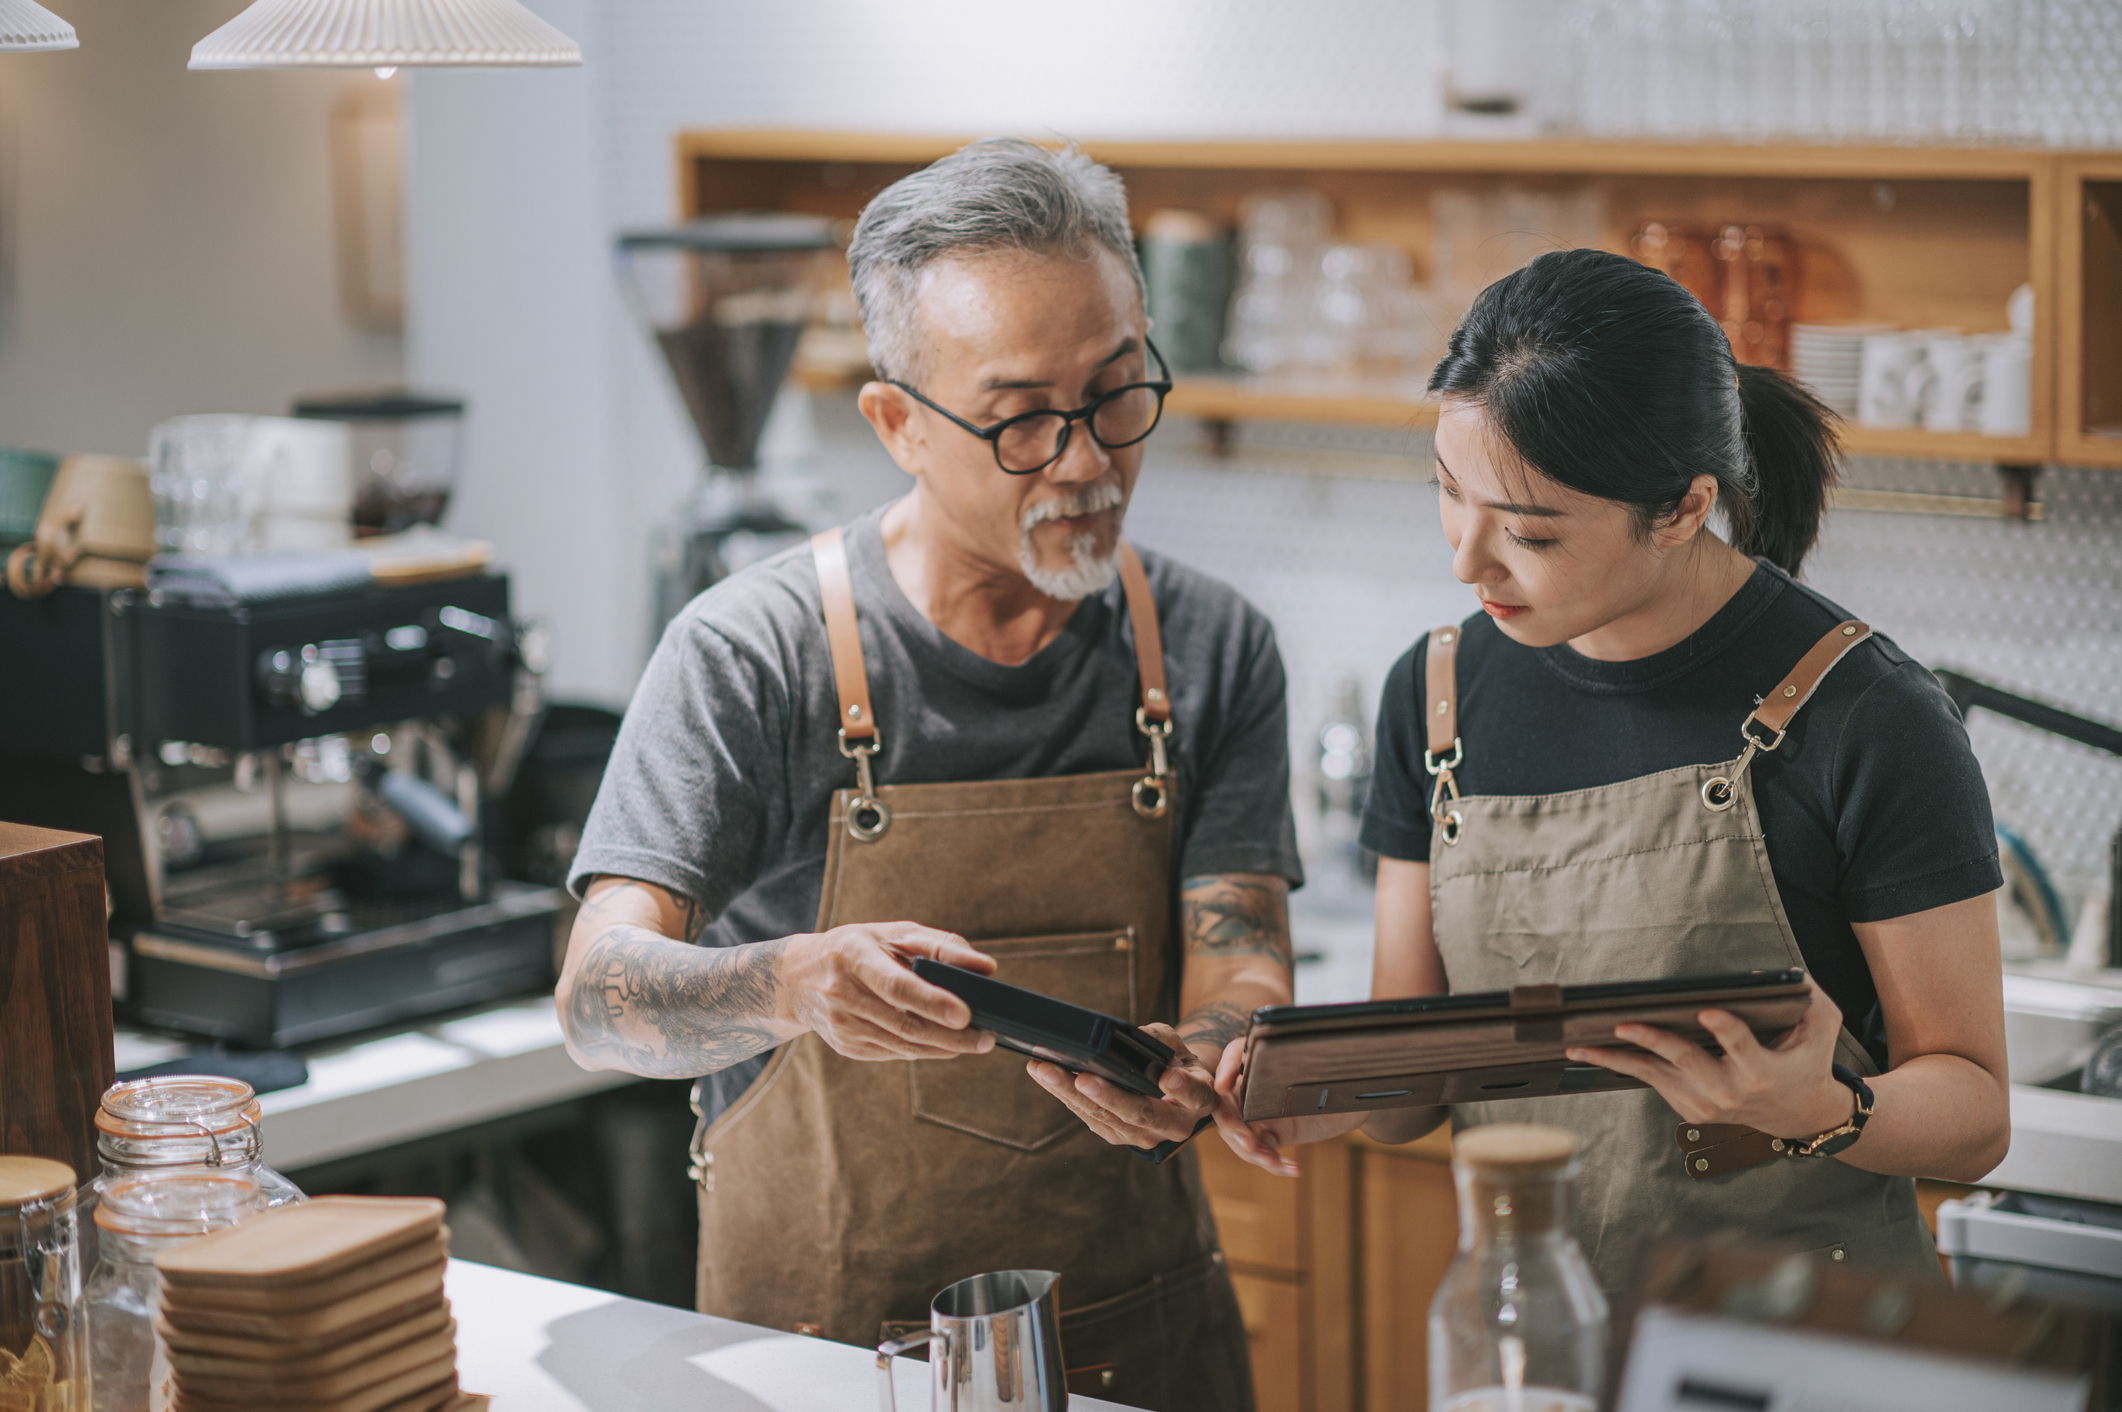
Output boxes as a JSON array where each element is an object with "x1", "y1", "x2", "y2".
[
  {"x1": 159, "y1": 1264, "x2": 447, "y2": 1341},
  {"x1": 158, "y1": 1197, "x2": 445, "y2": 1289},
  {"x1": 167, "y1": 1313, "x2": 456, "y2": 1382},
  {"x1": 1237, "y1": 969, "x2": 1811, "y2": 1122},
  {"x1": 160, "y1": 1233, "x2": 448, "y2": 1314},
  {"x1": 173, "y1": 1327, "x2": 457, "y2": 1401},
  {"x1": 159, "y1": 1297, "x2": 449, "y2": 1361},
  {"x1": 173, "y1": 1362, "x2": 456, "y2": 1412}
]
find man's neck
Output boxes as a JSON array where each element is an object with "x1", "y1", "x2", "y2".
[{"x1": 880, "y1": 493, "x2": 1084, "y2": 667}]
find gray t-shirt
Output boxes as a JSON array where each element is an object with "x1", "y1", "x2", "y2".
[{"x1": 570, "y1": 503, "x2": 1303, "y2": 1122}]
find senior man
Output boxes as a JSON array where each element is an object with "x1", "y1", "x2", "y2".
[{"x1": 559, "y1": 138, "x2": 1296, "y2": 1411}]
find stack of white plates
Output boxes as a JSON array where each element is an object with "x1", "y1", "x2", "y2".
[{"x1": 1790, "y1": 323, "x2": 1891, "y2": 417}]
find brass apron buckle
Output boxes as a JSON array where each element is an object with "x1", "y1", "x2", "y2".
[
  {"x1": 1425, "y1": 737, "x2": 1463, "y2": 846},
  {"x1": 1133, "y1": 708, "x2": 1173, "y2": 819},
  {"x1": 838, "y1": 730, "x2": 892, "y2": 841}
]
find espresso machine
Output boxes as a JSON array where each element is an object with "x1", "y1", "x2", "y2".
[
  {"x1": 0, "y1": 569, "x2": 562, "y2": 1047},
  {"x1": 614, "y1": 213, "x2": 836, "y2": 641}
]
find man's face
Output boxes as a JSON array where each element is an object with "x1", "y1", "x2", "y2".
[{"x1": 871, "y1": 245, "x2": 1152, "y2": 599}]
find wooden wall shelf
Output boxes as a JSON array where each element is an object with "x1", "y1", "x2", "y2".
[{"x1": 677, "y1": 130, "x2": 2122, "y2": 470}]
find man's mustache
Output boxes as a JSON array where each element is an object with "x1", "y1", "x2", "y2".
[{"x1": 1020, "y1": 481, "x2": 1124, "y2": 532}]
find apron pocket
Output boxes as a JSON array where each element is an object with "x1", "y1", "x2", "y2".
[{"x1": 910, "y1": 928, "x2": 1138, "y2": 1152}]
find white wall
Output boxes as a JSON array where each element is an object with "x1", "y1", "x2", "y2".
[{"x1": 0, "y1": 0, "x2": 402, "y2": 458}]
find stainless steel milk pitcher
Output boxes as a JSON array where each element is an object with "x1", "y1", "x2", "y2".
[{"x1": 876, "y1": 1269, "x2": 1068, "y2": 1412}]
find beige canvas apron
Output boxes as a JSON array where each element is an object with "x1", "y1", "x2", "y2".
[
  {"x1": 1422, "y1": 617, "x2": 1941, "y2": 1305},
  {"x1": 690, "y1": 529, "x2": 1253, "y2": 1412}
]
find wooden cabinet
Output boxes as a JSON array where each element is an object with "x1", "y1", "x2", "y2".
[
  {"x1": 1196, "y1": 1133, "x2": 1356, "y2": 1412},
  {"x1": 676, "y1": 130, "x2": 2122, "y2": 473},
  {"x1": 1355, "y1": 1130, "x2": 1459, "y2": 1412},
  {"x1": 1197, "y1": 1128, "x2": 1457, "y2": 1412}
]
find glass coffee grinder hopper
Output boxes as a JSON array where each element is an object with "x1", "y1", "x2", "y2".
[{"x1": 616, "y1": 214, "x2": 836, "y2": 638}]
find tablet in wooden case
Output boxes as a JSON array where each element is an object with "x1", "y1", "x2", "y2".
[{"x1": 1236, "y1": 968, "x2": 1810, "y2": 1122}]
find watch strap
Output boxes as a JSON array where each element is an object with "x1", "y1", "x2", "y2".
[{"x1": 1673, "y1": 1063, "x2": 1873, "y2": 1178}]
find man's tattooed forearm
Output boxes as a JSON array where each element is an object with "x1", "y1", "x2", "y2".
[
  {"x1": 566, "y1": 926, "x2": 785, "y2": 1078},
  {"x1": 1180, "y1": 873, "x2": 1293, "y2": 963},
  {"x1": 1180, "y1": 1000, "x2": 1253, "y2": 1052}
]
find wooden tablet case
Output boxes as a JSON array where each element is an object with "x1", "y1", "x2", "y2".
[{"x1": 1237, "y1": 971, "x2": 1811, "y2": 1122}]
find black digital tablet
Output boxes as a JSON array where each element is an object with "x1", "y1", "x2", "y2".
[{"x1": 911, "y1": 959, "x2": 1172, "y2": 1099}]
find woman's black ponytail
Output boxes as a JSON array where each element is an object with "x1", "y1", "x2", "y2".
[
  {"x1": 1731, "y1": 363, "x2": 1839, "y2": 575},
  {"x1": 1429, "y1": 248, "x2": 1841, "y2": 577}
]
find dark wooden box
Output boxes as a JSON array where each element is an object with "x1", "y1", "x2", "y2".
[{"x1": 0, "y1": 821, "x2": 115, "y2": 1181}]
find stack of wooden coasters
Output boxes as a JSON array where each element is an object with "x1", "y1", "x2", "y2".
[{"x1": 154, "y1": 1196, "x2": 482, "y2": 1412}]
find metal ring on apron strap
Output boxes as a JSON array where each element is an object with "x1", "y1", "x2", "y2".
[
  {"x1": 1700, "y1": 713, "x2": 1787, "y2": 814},
  {"x1": 1133, "y1": 708, "x2": 1173, "y2": 820},
  {"x1": 838, "y1": 730, "x2": 892, "y2": 841}
]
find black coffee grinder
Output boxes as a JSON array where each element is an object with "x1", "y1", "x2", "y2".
[{"x1": 615, "y1": 214, "x2": 836, "y2": 642}]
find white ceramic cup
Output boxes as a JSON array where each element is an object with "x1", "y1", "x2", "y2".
[
  {"x1": 1857, "y1": 333, "x2": 1924, "y2": 428},
  {"x1": 1919, "y1": 335, "x2": 1987, "y2": 434},
  {"x1": 1979, "y1": 337, "x2": 2033, "y2": 437}
]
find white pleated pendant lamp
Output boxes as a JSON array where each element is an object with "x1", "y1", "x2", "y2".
[
  {"x1": 190, "y1": 0, "x2": 581, "y2": 70},
  {"x1": 0, "y1": 0, "x2": 79, "y2": 51}
]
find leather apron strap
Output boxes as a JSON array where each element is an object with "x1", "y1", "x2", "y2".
[
  {"x1": 1116, "y1": 543, "x2": 1170, "y2": 726},
  {"x1": 1423, "y1": 623, "x2": 1465, "y2": 846},
  {"x1": 812, "y1": 529, "x2": 1174, "y2": 740},
  {"x1": 810, "y1": 528, "x2": 1176, "y2": 820},
  {"x1": 811, "y1": 528, "x2": 877, "y2": 745}
]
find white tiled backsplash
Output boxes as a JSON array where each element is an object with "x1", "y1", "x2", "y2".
[{"x1": 784, "y1": 392, "x2": 2122, "y2": 917}]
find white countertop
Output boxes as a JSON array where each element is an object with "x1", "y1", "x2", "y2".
[
  {"x1": 445, "y1": 1258, "x2": 1126, "y2": 1412},
  {"x1": 114, "y1": 997, "x2": 635, "y2": 1172}
]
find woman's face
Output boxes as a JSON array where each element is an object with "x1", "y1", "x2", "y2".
[{"x1": 1432, "y1": 397, "x2": 1712, "y2": 649}]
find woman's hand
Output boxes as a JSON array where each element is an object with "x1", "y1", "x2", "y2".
[
  {"x1": 1206, "y1": 1035, "x2": 1366, "y2": 1177},
  {"x1": 1566, "y1": 973, "x2": 1855, "y2": 1140}
]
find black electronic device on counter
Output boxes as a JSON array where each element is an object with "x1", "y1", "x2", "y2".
[
  {"x1": 0, "y1": 575, "x2": 562, "y2": 1047},
  {"x1": 911, "y1": 959, "x2": 1172, "y2": 1099}
]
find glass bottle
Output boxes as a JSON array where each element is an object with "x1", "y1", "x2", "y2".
[
  {"x1": 85, "y1": 1173, "x2": 260, "y2": 1412},
  {"x1": 1429, "y1": 1124, "x2": 1608, "y2": 1412},
  {"x1": 1, "y1": 1155, "x2": 92, "y2": 1412},
  {"x1": 92, "y1": 1078, "x2": 305, "y2": 1211}
]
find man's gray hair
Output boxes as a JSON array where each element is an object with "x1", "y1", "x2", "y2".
[{"x1": 847, "y1": 138, "x2": 1145, "y2": 383}]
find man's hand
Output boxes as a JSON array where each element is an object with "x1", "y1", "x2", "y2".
[
  {"x1": 558, "y1": 876, "x2": 999, "y2": 1078},
  {"x1": 1566, "y1": 972, "x2": 1854, "y2": 1139},
  {"x1": 1027, "y1": 1023, "x2": 1218, "y2": 1147},
  {"x1": 779, "y1": 922, "x2": 999, "y2": 1062}
]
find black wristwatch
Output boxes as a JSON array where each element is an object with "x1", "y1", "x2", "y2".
[{"x1": 1785, "y1": 1063, "x2": 1873, "y2": 1158}]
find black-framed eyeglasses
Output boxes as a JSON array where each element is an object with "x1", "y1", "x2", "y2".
[{"x1": 886, "y1": 338, "x2": 1172, "y2": 475}]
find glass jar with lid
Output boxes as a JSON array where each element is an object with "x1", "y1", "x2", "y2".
[
  {"x1": 85, "y1": 1173, "x2": 260, "y2": 1412},
  {"x1": 93, "y1": 1078, "x2": 304, "y2": 1210},
  {"x1": 1, "y1": 1155, "x2": 92, "y2": 1412},
  {"x1": 1429, "y1": 1124, "x2": 1609, "y2": 1412}
]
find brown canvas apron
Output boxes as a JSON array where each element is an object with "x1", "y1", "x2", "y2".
[
  {"x1": 1422, "y1": 618, "x2": 1941, "y2": 1305},
  {"x1": 690, "y1": 529, "x2": 1253, "y2": 1412}
]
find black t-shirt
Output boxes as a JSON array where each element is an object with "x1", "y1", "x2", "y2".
[{"x1": 1360, "y1": 560, "x2": 2001, "y2": 1068}]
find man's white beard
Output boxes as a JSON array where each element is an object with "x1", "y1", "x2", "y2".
[{"x1": 1018, "y1": 483, "x2": 1123, "y2": 601}]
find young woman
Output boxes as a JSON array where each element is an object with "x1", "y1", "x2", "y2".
[{"x1": 1215, "y1": 248, "x2": 2009, "y2": 1299}]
